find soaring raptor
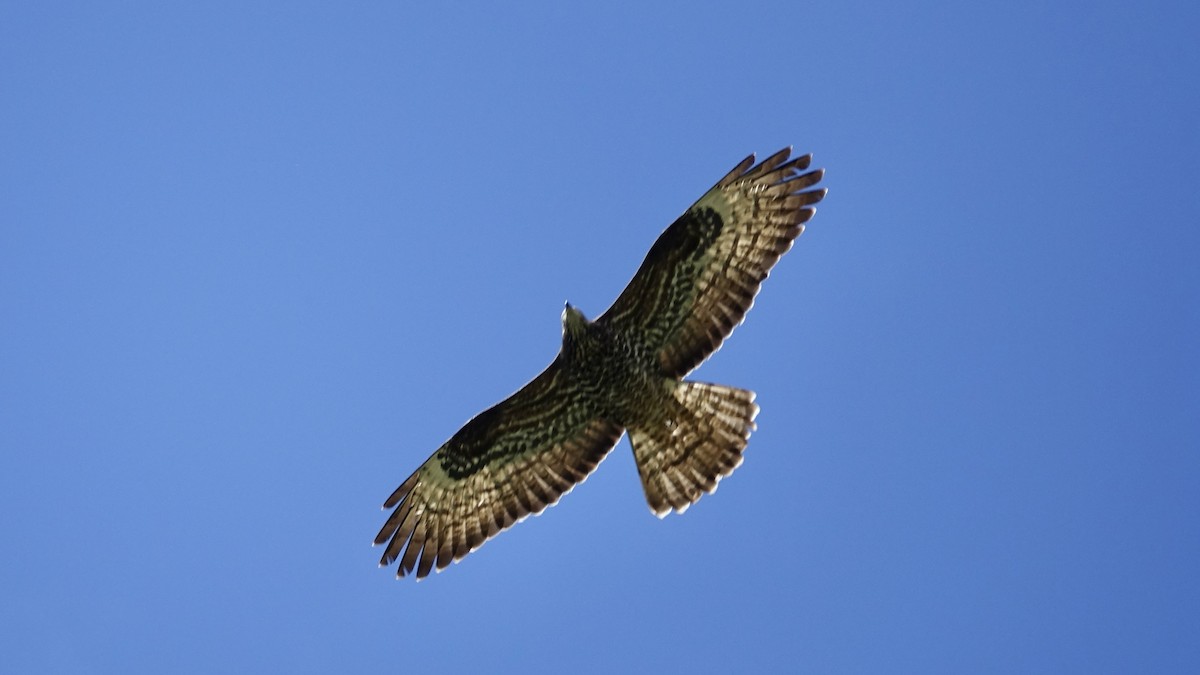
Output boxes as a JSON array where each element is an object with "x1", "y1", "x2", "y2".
[{"x1": 375, "y1": 148, "x2": 826, "y2": 578}]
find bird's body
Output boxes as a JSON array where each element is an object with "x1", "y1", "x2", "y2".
[
  {"x1": 561, "y1": 305, "x2": 661, "y2": 427},
  {"x1": 376, "y1": 148, "x2": 826, "y2": 578}
]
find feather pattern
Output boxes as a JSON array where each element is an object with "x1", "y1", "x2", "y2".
[
  {"x1": 374, "y1": 361, "x2": 624, "y2": 578},
  {"x1": 599, "y1": 147, "x2": 826, "y2": 377}
]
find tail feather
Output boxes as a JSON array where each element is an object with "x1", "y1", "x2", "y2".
[{"x1": 629, "y1": 381, "x2": 759, "y2": 517}]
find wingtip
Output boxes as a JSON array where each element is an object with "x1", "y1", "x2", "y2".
[{"x1": 764, "y1": 146, "x2": 791, "y2": 165}]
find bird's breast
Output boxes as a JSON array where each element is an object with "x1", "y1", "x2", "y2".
[{"x1": 564, "y1": 328, "x2": 666, "y2": 427}]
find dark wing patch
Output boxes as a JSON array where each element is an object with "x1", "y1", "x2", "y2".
[
  {"x1": 374, "y1": 361, "x2": 625, "y2": 579},
  {"x1": 598, "y1": 148, "x2": 826, "y2": 377}
]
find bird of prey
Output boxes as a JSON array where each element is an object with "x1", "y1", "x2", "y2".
[{"x1": 375, "y1": 147, "x2": 826, "y2": 579}]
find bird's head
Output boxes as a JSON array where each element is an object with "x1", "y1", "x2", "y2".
[
  {"x1": 561, "y1": 302, "x2": 591, "y2": 352},
  {"x1": 562, "y1": 301, "x2": 589, "y2": 334}
]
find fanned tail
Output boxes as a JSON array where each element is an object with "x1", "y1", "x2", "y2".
[{"x1": 628, "y1": 381, "x2": 759, "y2": 517}]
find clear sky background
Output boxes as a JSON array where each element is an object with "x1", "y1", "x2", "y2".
[{"x1": 2, "y1": 2, "x2": 1198, "y2": 673}]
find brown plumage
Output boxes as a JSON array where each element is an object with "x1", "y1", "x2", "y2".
[{"x1": 375, "y1": 147, "x2": 826, "y2": 578}]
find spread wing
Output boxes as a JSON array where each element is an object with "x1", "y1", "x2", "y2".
[
  {"x1": 374, "y1": 360, "x2": 625, "y2": 579},
  {"x1": 598, "y1": 148, "x2": 826, "y2": 377}
]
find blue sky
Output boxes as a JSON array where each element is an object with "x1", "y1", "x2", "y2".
[{"x1": 2, "y1": 1, "x2": 1198, "y2": 672}]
